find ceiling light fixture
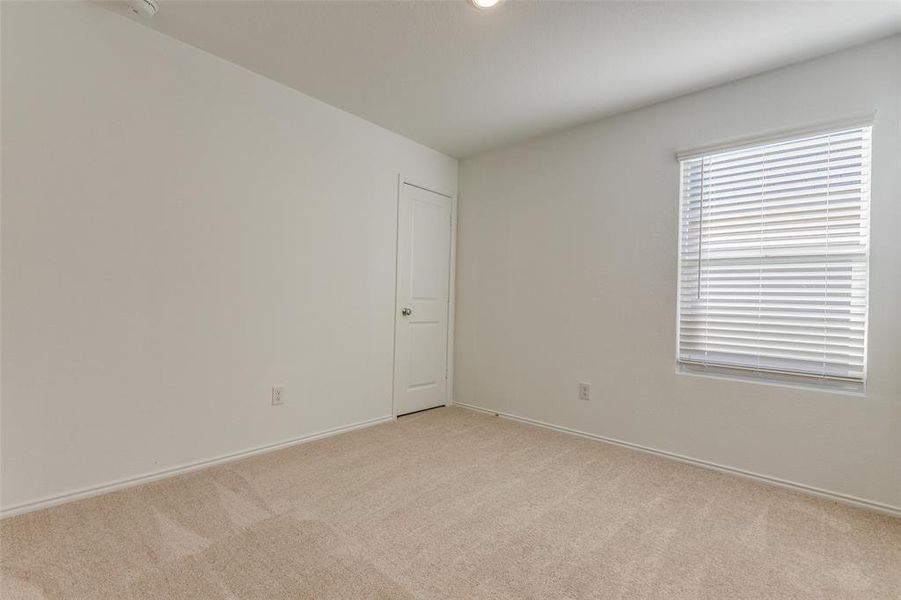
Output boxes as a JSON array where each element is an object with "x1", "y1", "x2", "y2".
[{"x1": 469, "y1": 0, "x2": 502, "y2": 9}]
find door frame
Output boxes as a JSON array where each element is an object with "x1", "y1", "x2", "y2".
[{"x1": 391, "y1": 173, "x2": 457, "y2": 418}]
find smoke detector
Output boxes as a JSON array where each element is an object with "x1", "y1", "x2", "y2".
[{"x1": 127, "y1": 0, "x2": 159, "y2": 17}]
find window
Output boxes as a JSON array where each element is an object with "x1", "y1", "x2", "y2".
[{"x1": 677, "y1": 125, "x2": 871, "y2": 386}]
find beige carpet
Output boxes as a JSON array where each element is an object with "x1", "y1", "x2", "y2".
[{"x1": 2, "y1": 407, "x2": 899, "y2": 599}]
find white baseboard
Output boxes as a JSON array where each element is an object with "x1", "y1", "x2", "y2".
[
  {"x1": 454, "y1": 401, "x2": 901, "y2": 519},
  {"x1": 1, "y1": 414, "x2": 396, "y2": 520}
]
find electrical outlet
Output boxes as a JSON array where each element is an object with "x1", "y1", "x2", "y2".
[
  {"x1": 271, "y1": 385, "x2": 284, "y2": 406},
  {"x1": 578, "y1": 382, "x2": 591, "y2": 401}
]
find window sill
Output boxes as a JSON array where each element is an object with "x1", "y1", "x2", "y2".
[{"x1": 676, "y1": 362, "x2": 867, "y2": 397}]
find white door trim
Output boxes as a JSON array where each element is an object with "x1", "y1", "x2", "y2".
[{"x1": 392, "y1": 174, "x2": 457, "y2": 417}]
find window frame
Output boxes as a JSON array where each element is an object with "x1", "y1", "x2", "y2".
[{"x1": 674, "y1": 118, "x2": 874, "y2": 394}]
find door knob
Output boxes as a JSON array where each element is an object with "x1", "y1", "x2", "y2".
[{"x1": 401, "y1": 307, "x2": 412, "y2": 316}]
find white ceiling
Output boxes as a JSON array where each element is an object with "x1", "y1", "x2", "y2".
[{"x1": 114, "y1": 1, "x2": 901, "y2": 158}]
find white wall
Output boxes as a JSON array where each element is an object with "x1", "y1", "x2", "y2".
[
  {"x1": 456, "y1": 36, "x2": 901, "y2": 510},
  {"x1": 0, "y1": 2, "x2": 456, "y2": 511}
]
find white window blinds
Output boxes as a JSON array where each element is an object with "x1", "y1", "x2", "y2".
[{"x1": 677, "y1": 125, "x2": 871, "y2": 383}]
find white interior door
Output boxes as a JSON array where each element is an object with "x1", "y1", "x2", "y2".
[{"x1": 394, "y1": 182, "x2": 452, "y2": 416}]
